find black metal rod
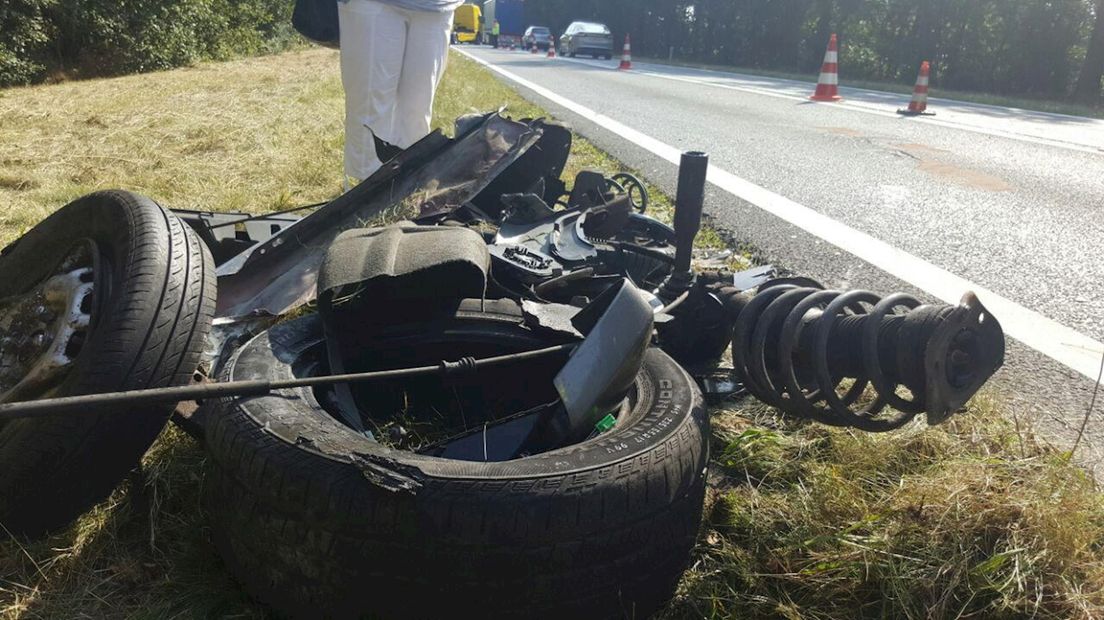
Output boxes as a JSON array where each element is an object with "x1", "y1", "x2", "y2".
[
  {"x1": 0, "y1": 343, "x2": 576, "y2": 421},
  {"x1": 204, "y1": 201, "x2": 327, "y2": 231},
  {"x1": 672, "y1": 151, "x2": 709, "y2": 275}
]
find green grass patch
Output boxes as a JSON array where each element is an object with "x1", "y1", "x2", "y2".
[
  {"x1": 662, "y1": 397, "x2": 1104, "y2": 618},
  {"x1": 1, "y1": 47, "x2": 1102, "y2": 620}
]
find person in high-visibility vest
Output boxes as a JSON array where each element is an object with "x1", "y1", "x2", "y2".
[
  {"x1": 337, "y1": 0, "x2": 461, "y2": 186},
  {"x1": 492, "y1": 19, "x2": 500, "y2": 48}
]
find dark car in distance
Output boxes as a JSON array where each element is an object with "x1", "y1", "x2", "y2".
[
  {"x1": 522, "y1": 26, "x2": 553, "y2": 51},
  {"x1": 559, "y1": 21, "x2": 613, "y2": 59}
]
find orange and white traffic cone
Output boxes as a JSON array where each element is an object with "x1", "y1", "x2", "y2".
[
  {"x1": 810, "y1": 34, "x2": 842, "y2": 102},
  {"x1": 618, "y1": 34, "x2": 632, "y2": 70},
  {"x1": 897, "y1": 61, "x2": 934, "y2": 116},
  {"x1": 531, "y1": 42, "x2": 538, "y2": 54},
  {"x1": 548, "y1": 36, "x2": 557, "y2": 58}
]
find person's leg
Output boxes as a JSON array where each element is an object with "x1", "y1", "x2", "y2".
[
  {"x1": 338, "y1": 0, "x2": 408, "y2": 182},
  {"x1": 392, "y1": 9, "x2": 453, "y2": 149}
]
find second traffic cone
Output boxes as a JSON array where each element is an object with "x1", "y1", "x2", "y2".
[
  {"x1": 619, "y1": 34, "x2": 632, "y2": 70},
  {"x1": 548, "y1": 36, "x2": 557, "y2": 58},
  {"x1": 898, "y1": 61, "x2": 934, "y2": 116},
  {"x1": 810, "y1": 34, "x2": 842, "y2": 102}
]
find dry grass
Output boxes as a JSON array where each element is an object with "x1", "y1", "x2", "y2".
[
  {"x1": 0, "y1": 49, "x2": 345, "y2": 249},
  {"x1": 0, "y1": 427, "x2": 261, "y2": 618},
  {"x1": 2, "y1": 47, "x2": 1102, "y2": 620},
  {"x1": 662, "y1": 396, "x2": 1104, "y2": 619},
  {"x1": 0, "y1": 46, "x2": 674, "y2": 248}
]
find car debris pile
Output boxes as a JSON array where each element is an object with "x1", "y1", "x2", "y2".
[{"x1": 0, "y1": 112, "x2": 1005, "y2": 619}]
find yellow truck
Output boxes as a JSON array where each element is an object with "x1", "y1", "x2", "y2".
[{"x1": 452, "y1": 4, "x2": 483, "y2": 44}]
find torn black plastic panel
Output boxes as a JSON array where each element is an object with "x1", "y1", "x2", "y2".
[{"x1": 214, "y1": 112, "x2": 541, "y2": 319}]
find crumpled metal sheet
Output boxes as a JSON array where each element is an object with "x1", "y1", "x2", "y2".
[
  {"x1": 520, "y1": 300, "x2": 583, "y2": 338},
  {"x1": 214, "y1": 113, "x2": 541, "y2": 319}
]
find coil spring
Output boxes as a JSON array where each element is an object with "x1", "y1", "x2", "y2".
[{"x1": 732, "y1": 283, "x2": 941, "y2": 432}]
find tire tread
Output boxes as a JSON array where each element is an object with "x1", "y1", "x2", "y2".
[{"x1": 0, "y1": 190, "x2": 216, "y2": 537}]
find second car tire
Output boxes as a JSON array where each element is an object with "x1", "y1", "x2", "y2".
[{"x1": 204, "y1": 304, "x2": 709, "y2": 619}]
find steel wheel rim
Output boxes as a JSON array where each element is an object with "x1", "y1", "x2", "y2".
[{"x1": 0, "y1": 239, "x2": 100, "y2": 406}]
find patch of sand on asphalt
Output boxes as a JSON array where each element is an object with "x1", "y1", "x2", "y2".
[
  {"x1": 895, "y1": 143, "x2": 1012, "y2": 192},
  {"x1": 820, "y1": 126, "x2": 864, "y2": 137}
]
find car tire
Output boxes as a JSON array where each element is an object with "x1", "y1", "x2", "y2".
[
  {"x1": 204, "y1": 305, "x2": 709, "y2": 619},
  {"x1": 0, "y1": 190, "x2": 216, "y2": 538}
]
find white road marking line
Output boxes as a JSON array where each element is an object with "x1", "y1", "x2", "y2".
[
  {"x1": 625, "y1": 55, "x2": 1099, "y2": 125},
  {"x1": 539, "y1": 52, "x2": 1104, "y2": 155},
  {"x1": 457, "y1": 47, "x2": 1104, "y2": 381}
]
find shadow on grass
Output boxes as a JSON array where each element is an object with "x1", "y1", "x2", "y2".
[{"x1": 0, "y1": 427, "x2": 262, "y2": 618}]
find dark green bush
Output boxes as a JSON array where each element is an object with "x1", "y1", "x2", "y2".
[
  {"x1": 0, "y1": 0, "x2": 55, "y2": 85},
  {"x1": 525, "y1": 0, "x2": 1099, "y2": 99},
  {"x1": 0, "y1": 0, "x2": 297, "y2": 87}
]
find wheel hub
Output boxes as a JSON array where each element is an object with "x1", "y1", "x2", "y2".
[{"x1": 0, "y1": 243, "x2": 96, "y2": 403}]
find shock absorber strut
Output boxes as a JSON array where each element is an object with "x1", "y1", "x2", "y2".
[
  {"x1": 658, "y1": 151, "x2": 708, "y2": 301},
  {"x1": 730, "y1": 282, "x2": 1005, "y2": 431}
]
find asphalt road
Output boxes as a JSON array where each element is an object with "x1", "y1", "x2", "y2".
[{"x1": 457, "y1": 46, "x2": 1104, "y2": 470}]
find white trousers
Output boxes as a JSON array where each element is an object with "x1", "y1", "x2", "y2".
[{"x1": 338, "y1": 0, "x2": 453, "y2": 181}]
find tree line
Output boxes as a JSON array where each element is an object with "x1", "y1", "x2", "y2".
[
  {"x1": 523, "y1": 0, "x2": 1104, "y2": 101},
  {"x1": 5, "y1": 0, "x2": 1104, "y2": 102},
  {"x1": 0, "y1": 0, "x2": 296, "y2": 87}
]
